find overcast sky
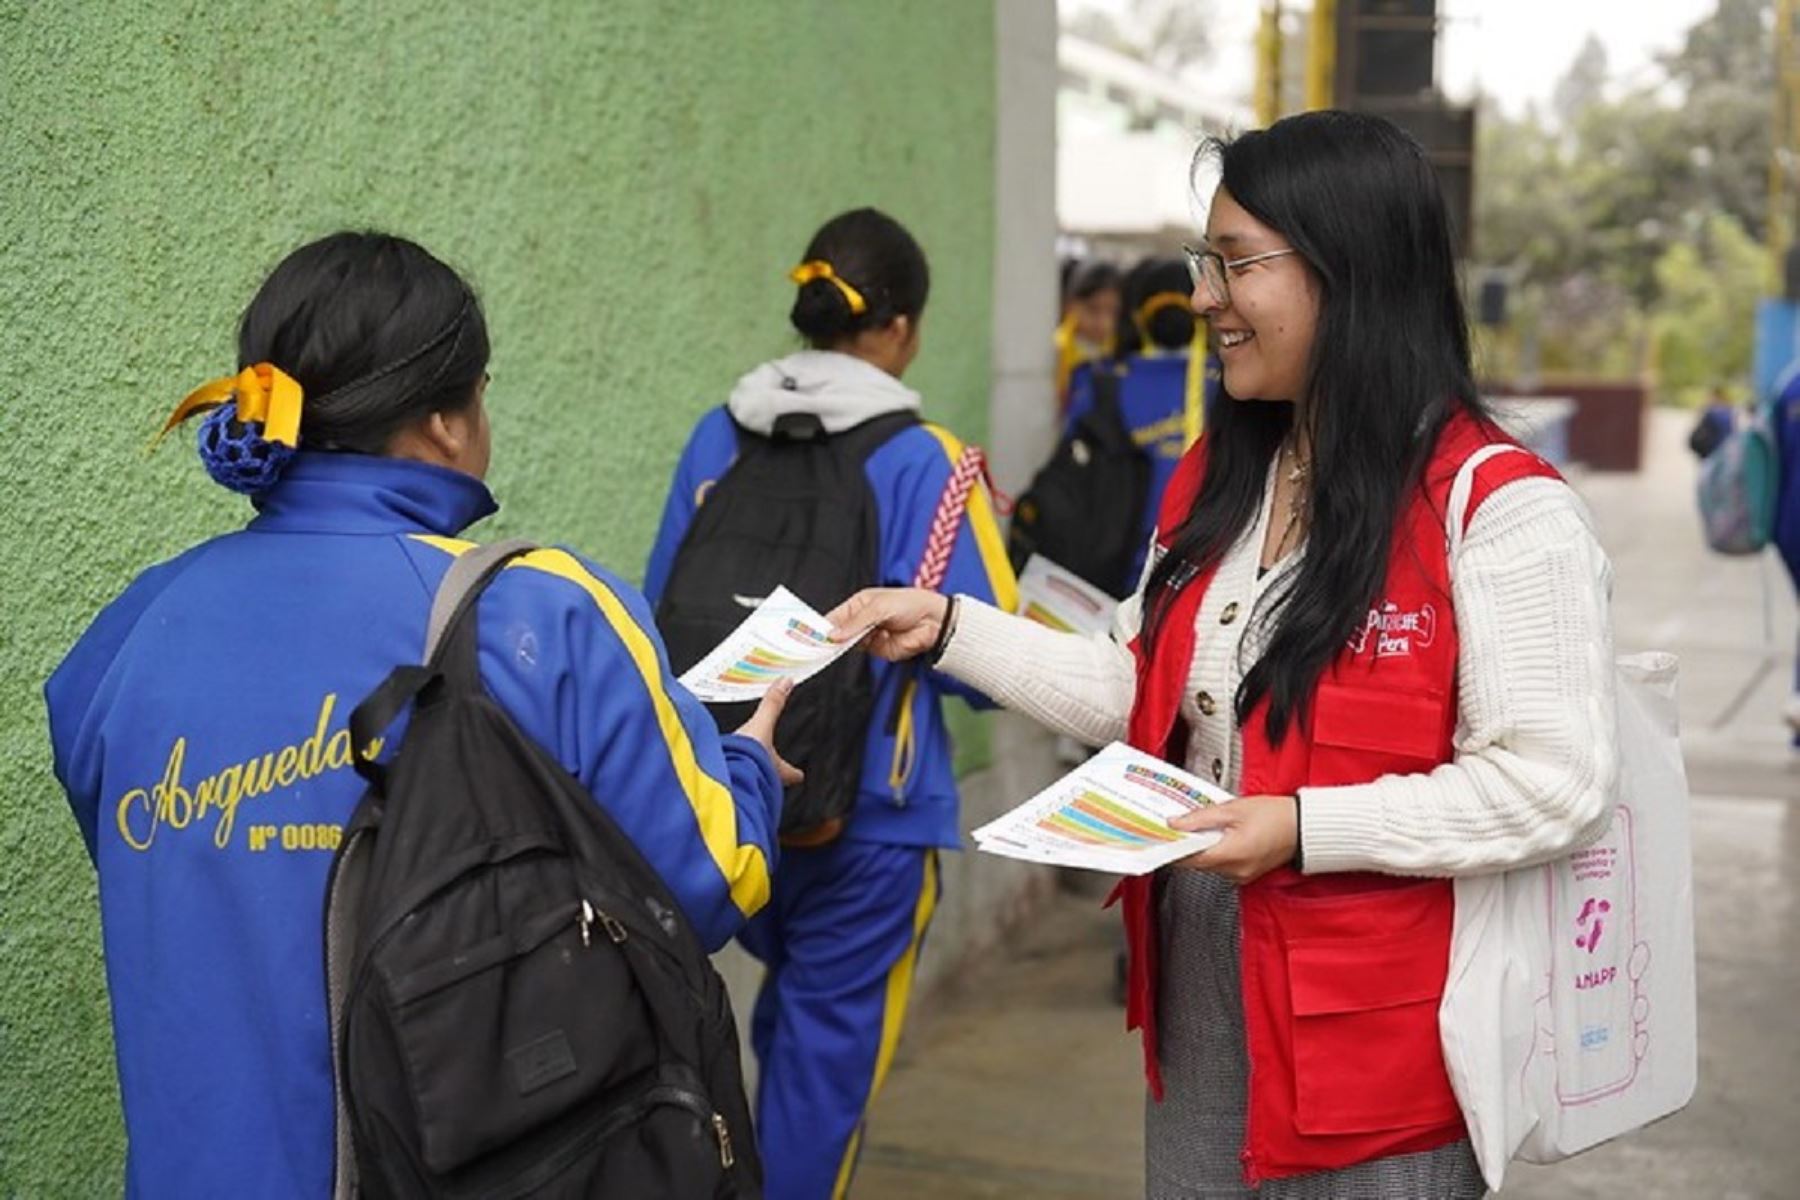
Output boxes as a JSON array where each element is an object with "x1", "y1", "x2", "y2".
[{"x1": 1062, "y1": 0, "x2": 1725, "y2": 117}]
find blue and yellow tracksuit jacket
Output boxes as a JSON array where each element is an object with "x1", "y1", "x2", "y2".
[
  {"x1": 44, "y1": 453, "x2": 783, "y2": 1200},
  {"x1": 645, "y1": 406, "x2": 1018, "y2": 850},
  {"x1": 1064, "y1": 351, "x2": 1221, "y2": 589}
]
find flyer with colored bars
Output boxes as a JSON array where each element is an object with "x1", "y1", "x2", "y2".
[
  {"x1": 677, "y1": 586, "x2": 865, "y2": 703},
  {"x1": 972, "y1": 742, "x2": 1233, "y2": 875},
  {"x1": 1016, "y1": 555, "x2": 1119, "y2": 637}
]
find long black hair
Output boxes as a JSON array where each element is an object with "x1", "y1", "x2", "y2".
[
  {"x1": 790, "y1": 208, "x2": 930, "y2": 348},
  {"x1": 1143, "y1": 110, "x2": 1486, "y2": 742},
  {"x1": 238, "y1": 231, "x2": 488, "y2": 454}
]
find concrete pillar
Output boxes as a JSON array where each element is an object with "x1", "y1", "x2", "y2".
[
  {"x1": 986, "y1": 0, "x2": 1061, "y2": 498},
  {"x1": 908, "y1": 0, "x2": 1068, "y2": 1005}
]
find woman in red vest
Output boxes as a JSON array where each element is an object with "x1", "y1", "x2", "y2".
[{"x1": 828, "y1": 111, "x2": 1618, "y2": 1197}]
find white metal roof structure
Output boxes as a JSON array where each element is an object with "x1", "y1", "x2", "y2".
[{"x1": 1056, "y1": 32, "x2": 1250, "y2": 242}]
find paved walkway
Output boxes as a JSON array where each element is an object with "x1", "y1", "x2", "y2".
[{"x1": 855, "y1": 409, "x2": 1799, "y2": 1199}]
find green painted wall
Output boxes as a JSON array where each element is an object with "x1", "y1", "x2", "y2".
[{"x1": 0, "y1": 2, "x2": 995, "y2": 1191}]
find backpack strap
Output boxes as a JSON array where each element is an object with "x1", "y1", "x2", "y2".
[
  {"x1": 424, "y1": 537, "x2": 541, "y2": 663},
  {"x1": 348, "y1": 539, "x2": 539, "y2": 790},
  {"x1": 1084, "y1": 364, "x2": 1143, "y2": 457},
  {"x1": 1445, "y1": 444, "x2": 1562, "y2": 560},
  {"x1": 1092, "y1": 364, "x2": 1126, "y2": 429},
  {"x1": 833, "y1": 409, "x2": 923, "y2": 462}
]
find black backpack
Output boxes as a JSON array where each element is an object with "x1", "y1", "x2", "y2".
[
  {"x1": 655, "y1": 409, "x2": 916, "y2": 844},
  {"x1": 325, "y1": 540, "x2": 761, "y2": 1200},
  {"x1": 1006, "y1": 366, "x2": 1150, "y2": 597}
]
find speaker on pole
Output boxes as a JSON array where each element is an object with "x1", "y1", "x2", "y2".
[
  {"x1": 1477, "y1": 275, "x2": 1509, "y2": 326},
  {"x1": 1333, "y1": 0, "x2": 1476, "y2": 258}
]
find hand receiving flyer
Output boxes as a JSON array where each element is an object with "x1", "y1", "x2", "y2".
[
  {"x1": 676, "y1": 587, "x2": 866, "y2": 703},
  {"x1": 972, "y1": 742, "x2": 1232, "y2": 875}
]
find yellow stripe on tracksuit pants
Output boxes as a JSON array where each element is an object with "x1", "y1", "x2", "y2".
[{"x1": 738, "y1": 843, "x2": 940, "y2": 1200}]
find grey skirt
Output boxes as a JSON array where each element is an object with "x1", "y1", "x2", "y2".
[{"x1": 1143, "y1": 871, "x2": 1486, "y2": 1200}]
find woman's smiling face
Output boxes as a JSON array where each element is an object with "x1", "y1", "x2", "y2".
[{"x1": 1193, "y1": 187, "x2": 1321, "y2": 404}]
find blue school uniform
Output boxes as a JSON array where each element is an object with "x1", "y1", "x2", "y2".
[
  {"x1": 1771, "y1": 368, "x2": 1800, "y2": 735},
  {"x1": 46, "y1": 452, "x2": 782, "y2": 1199},
  {"x1": 1064, "y1": 350, "x2": 1221, "y2": 590},
  {"x1": 645, "y1": 349, "x2": 1017, "y2": 1198}
]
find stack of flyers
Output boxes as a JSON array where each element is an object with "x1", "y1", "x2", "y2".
[
  {"x1": 676, "y1": 586, "x2": 866, "y2": 703},
  {"x1": 1016, "y1": 555, "x2": 1119, "y2": 637},
  {"x1": 971, "y1": 742, "x2": 1233, "y2": 876}
]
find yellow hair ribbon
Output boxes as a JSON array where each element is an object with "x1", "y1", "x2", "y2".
[
  {"x1": 1133, "y1": 291, "x2": 1193, "y2": 337},
  {"x1": 1054, "y1": 313, "x2": 1116, "y2": 403},
  {"x1": 1054, "y1": 313, "x2": 1081, "y2": 400},
  {"x1": 788, "y1": 260, "x2": 868, "y2": 315},
  {"x1": 154, "y1": 363, "x2": 303, "y2": 449}
]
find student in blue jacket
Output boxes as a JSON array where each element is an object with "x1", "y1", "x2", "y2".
[
  {"x1": 1063, "y1": 256, "x2": 1220, "y2": 593},
  {"x1": 44, "y1": 232, "x2": 792, "y2": 1200},
  {"x1": 1772, "y1": 365, "x2": 1800, "y2": 742},
  {"x1": 646, "y1": 208, "x2": 1018, "y2": 1200}
]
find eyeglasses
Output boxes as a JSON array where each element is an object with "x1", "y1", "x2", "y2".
[{"x1": 1182, "y1": 243, "x2": 1300, "y2": 308}]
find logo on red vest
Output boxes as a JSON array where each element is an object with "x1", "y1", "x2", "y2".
[{"x1": 1350, "y1": 601, "x2": 1439, "y2": 659}]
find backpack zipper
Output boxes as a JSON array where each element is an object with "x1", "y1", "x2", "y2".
[
  {"x1": 644, "y1": 1085, "x2": 732, "y2": 1169},
  {"x1": 578, "y1": 898, "x2": 628, "y2": 947},
  {"x1": 489, "y1": 1083, "x2": 729, "y2": 1198},
  {"x1": 572, "y1": 905, "x2": 735, "y2": 1171},
  {"x1": 712, "y1": 1111, "x2": 735, "y2": 1168}
]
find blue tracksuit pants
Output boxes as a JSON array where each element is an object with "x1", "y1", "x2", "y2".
[{"x1": 738, "y1": 839, "x2": 939, "y2": 1200}]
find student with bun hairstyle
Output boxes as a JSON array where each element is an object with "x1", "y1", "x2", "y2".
[
  {"x1": 1064, "y1": 255, "x2": 1221, "y2": 594},
  {"x1": 1055, "y1": 258, "x2": 1124, "y2": 407},
  {"x1": 647, "y1": 207, "x2": 1017, "y2": 1200},
  {"x1": 45, "y1": 231, "x2": 791, "y2": 1199}
]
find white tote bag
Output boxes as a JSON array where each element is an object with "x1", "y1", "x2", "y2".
[{"x1": 1436, "y1": 447, "x2": 1698, "y2": 1192}]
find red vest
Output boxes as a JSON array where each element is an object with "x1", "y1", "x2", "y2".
[{"x1": 1112, "y1": 409, "x2": 1560, "y2": 1183}]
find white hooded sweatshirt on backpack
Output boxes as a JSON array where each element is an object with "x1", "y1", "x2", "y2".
[{"x1": 726, "y1": 350, "x2": 921, "y2": 436}]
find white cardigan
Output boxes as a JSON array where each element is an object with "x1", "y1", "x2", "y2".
[{"x1": 939, "y1": 463, "x2": 1618, "y2": 878}]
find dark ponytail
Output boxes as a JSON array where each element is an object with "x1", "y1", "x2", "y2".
[
  {"x1": 789, "y1": 208, "x2": 929, "y2": 348},
  {"x1": 237, "y1": 231, "x2": 489, "y2": 455}
]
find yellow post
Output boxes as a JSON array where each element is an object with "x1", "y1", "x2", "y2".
[
  {"x1": 1183, "y1": 322, "x2": 1207, "y2": 449},
  {"x1": 1305, "y1": 0, "x2": 1336, "y2": 111},
  {"x1": 1255, "y1": 2, "x2": 1284, "y2": 127}
]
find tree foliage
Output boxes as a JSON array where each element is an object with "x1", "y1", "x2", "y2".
[
  {"x1": 1650, "y1": 210, "x2": 1774, "y2": 403},
  {"x1": 1066, "y1": 0, "x2": 1214, "y2": 78},
  {"x1": 1473, "y1": 0, "x2": 1775, "y2": 400}
]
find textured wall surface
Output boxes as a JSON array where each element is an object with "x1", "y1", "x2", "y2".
[{"x1": 0, "y1": 2, "x2": 995, "y2": 1191}]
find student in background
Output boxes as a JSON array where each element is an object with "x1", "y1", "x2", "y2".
[
  {"x1": 1771, "y1": 366, "x2": 1800, "y2": 741},
  {"x1": 44, "y1": 232, "x2": 790, "y2": 1198},
  {"x1": 1063, "y1": 256, "x2": 1218, "y2": 594},
  {"x1": 646, "y1": 208, "x2": 1016, "y2": 1200},
  {"x1": 1687, "y1": 384, "x2": 1738, "y2": 459},
  {"x1": 1054, "y1": 259, "x2": 1123, "y2": 408}
]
